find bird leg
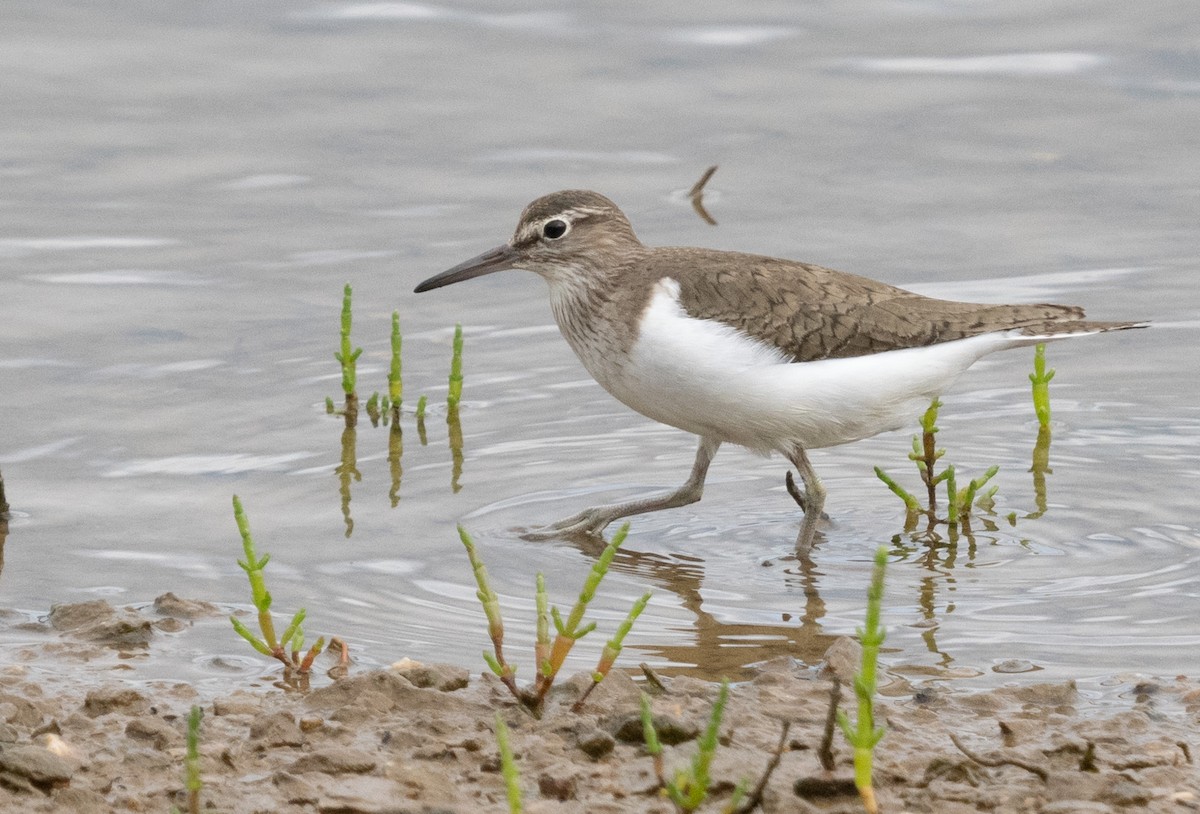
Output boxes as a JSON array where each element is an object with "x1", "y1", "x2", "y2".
[
  {"x1": 785, "y1": 470, "x2": 832, "y2": 521},
  {"x1": 786, "y1": 445, "x2": 827, "y2": 552},
  {"x1": 526, "y1": 437, "x2": 721, "y2": 539}
]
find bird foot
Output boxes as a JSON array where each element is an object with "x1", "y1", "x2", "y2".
[{"x1": 521, "y1": 507, "x2": 616, "y2": 541}]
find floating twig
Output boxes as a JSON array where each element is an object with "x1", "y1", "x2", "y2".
[
  {"x1": 640, "y1": 663, "x2": 668, "y2": 694},
  {"x1": 688, "y1": 165, "x2": 719, "y2": 226}
]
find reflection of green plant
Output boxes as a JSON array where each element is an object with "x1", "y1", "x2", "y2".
[
  {"x1": 229, "y1": 496, "x2": 326, "y2": 675},
  {"x1": 875, "y1": 399, "x2": 999, "y2": 530},
  {"x1": 1029, "y1": 343, "x2": 1054, "y2": 427},
  {"x1": 460, "y1": 523, "x2": 649, "y2": 717},
  {"x1": 837, "y1": 546, "x2": 888, "y2": 814}
]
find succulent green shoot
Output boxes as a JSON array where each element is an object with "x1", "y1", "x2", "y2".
[
  {"x1": 657, "y1": 680, "x2": 729, "y2": 811},
  {"x1": 482, "y1": 651, "x2": 506, "y2": 679},
  {"x1": 279, "y1": 608, "x2": 307, "y2": 651},
  {"x1": 458, "y1": 525, "x2": 515, "y2": 682},
  {"x1": 683, "y1": 679, "x2": 729, "y2": 809},
  {"x1": 333, "y1": 283, "x2": 363, "y2": 396},
  {"x1": 447, "y1": 323, "x2": 464, "y2": 408},
  {"x1": 388, "y1": 310, "x2": 403, "y2": 405},
  {"x1": 572, "y1": 589, "x2": 652, "y2": 713},
  {"x1": 494, "y1": 713, "x2": 523, "y2": 814},
  {"x1": 837, "y1": 546, "x2": 888, "y2": 814},
  {"x1": 459, "y1": 524, "x2": 643, "y2": 716},
  {"x1": 960, "y1": 465, "x2": 1000, "y2": 515},
  {"x1": 416, "y1": 394, "x2": 428, "y2": 420},
  {"x1": 1029, "y1": 343, "x2": 1055, "y2": 427},
  {"x1": 298, "y1": 636, "x2": 326, "y2": 672},
  {"x1": 873, "y1": 466, "x2": 921, "y2": 514},
  {"x1": 230, "y1": 617, "x2": 272, "y2": 656},
  {"x1": 535, "y1": 573, "x2": 550, "y2": 677},
  {"x1": 640, "y1": 692, "x2": 662, "y2": 757},
  {"x1": 229, "y1": 496, "x2": 333, "y2": 678},
  {"x1": 945, "y1": 465, "x2": 959, "y2": 525},
  {"x1": 538, "y1": 523, "x2": 630, "y2": 698},
  {"x1": 878, "y1": 398, "x2": 1003, "y2": 531},
  {"x1": 593, "y1": 591, "x2": 651, "y2": 680},
  {"x1": 560, "y1": 522, "x2": 628, "y2": 638},
  {"x1": 640, "y1": 691, "x2": 668, "y2": 799},
  {"x1": 184, "y1": 705, "x2": 203, "y2": 814},
  {"x1": 232, "y1": 495, "x2": 277, "y2": 649},
  {"x1": 727, "y1": 779, "x2": 749, "y2": 813},
  {"x1": 459, "y1": 526, "x2": 503, "y2": 642},
  {"x1": 324, "y1": 396, "x2": 335, "y2": 414},
  {"x1": 550, "y1": 606, "x2": 597, "y2": 641},
  {"x1": 919, "y1": 398, "x2": 942, "y2": 435}
]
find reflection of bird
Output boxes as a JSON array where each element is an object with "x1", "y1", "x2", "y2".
[{"x1": 415, "y1": 190, "x2": 1141, "y2": 549}]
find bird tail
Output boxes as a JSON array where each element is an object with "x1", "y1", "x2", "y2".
[{"x1": 1010, "y1": 319, "x2": 1147, "y2": 340}]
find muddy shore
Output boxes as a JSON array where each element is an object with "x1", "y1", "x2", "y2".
[{"x1": 0, "y1": 595, "x2": 1196, "y2": 813}]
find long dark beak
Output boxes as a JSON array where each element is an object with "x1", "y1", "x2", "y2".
[{"x1": 414, "y1": 244, "x2": 520, "y2": 293}]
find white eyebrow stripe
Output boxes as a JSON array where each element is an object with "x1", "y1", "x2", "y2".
[{"x1": 515, "y1": 206, "x2": 610, "y2": 243}]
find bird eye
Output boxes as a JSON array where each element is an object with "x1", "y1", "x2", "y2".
[{"x1": 542, "y1": 219, "x2": 568, "y2": 240}]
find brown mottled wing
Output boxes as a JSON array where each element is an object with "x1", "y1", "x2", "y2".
[{"x1": 651, "y1": 248, "x2": 1108, "y2": 362}]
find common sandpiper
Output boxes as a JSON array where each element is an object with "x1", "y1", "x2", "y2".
[{"x1": 415, "y1": 190, "x2": 1140, "y2": 550}]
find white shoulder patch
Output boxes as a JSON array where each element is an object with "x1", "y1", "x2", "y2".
[{"x1": 640, "y1": 277, "x2": 791, "y2": 369}]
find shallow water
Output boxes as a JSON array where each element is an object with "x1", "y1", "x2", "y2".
[{"x1": 1, "y1": 1, "x2": 1198, "y2": 690}]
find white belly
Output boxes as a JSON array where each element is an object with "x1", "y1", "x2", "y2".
[{"x1": 577, "y1": 279, "x2": 1047, "y2": 454}]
